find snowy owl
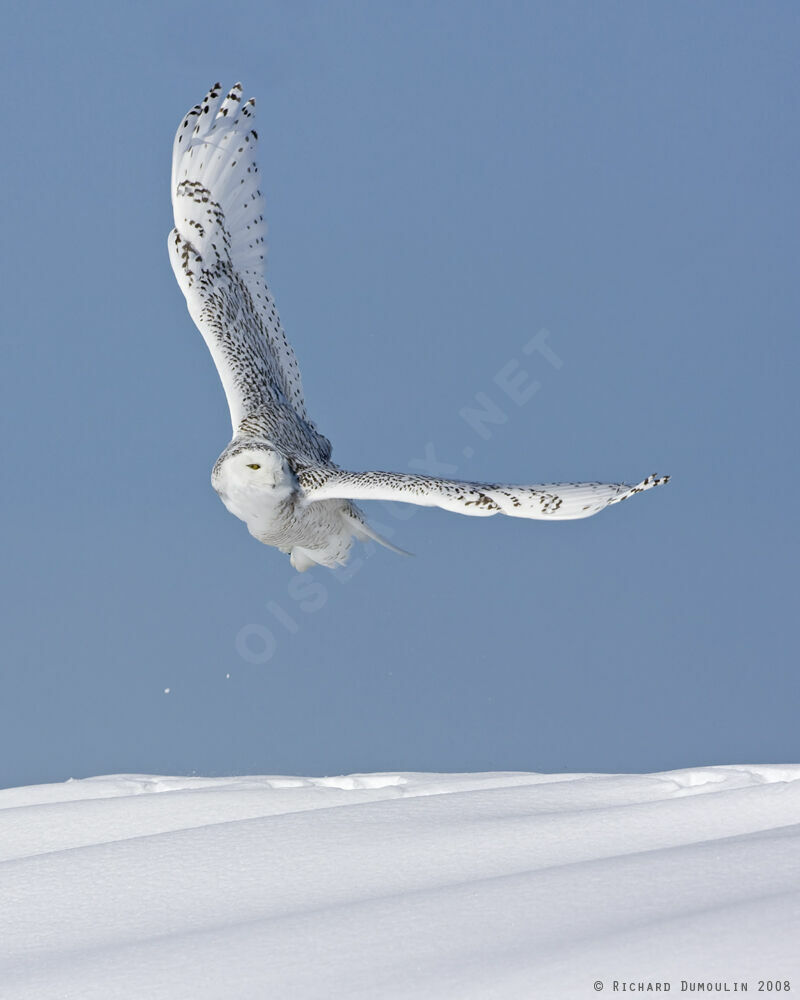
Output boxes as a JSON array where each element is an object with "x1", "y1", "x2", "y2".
[{"x1": 169, "y1": 83, "x2": 669, "y2": 572}]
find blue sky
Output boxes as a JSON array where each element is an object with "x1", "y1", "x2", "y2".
[{"x1": 1, "y1": 1, "x2": 798, "y2": 788}]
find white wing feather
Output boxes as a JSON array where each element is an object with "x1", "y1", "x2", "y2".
[
  {"x1": 168, "y1": 83, "x2": 307, "y2": 430},
  {"x1": 298, "y1": 469, "x2": 670, "y2": 521}
]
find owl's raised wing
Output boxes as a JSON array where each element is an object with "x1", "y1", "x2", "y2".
[
  {"x1": 168, "y1": 83, "x2": 307, "y2": 431},
  {"x1": 298, "y1": 469, "x2": 669, "y2": 520}
]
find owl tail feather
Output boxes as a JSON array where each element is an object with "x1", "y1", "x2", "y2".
[{"x1": 342, "y1": 511, "x2": 413, "y2": 558}]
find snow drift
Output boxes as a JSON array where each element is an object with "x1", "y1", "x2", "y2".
[{"x1": 2, "y1": 766, "x2": 799, "y2": 998}]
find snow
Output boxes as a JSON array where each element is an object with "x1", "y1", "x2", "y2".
[{"x1": 2, "y1": 766, "x2": 799, "y2": 998}]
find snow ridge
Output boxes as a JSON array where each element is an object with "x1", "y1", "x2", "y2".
[{"x1": 1, "y1": 766, "x2": 799, "y2": 998}]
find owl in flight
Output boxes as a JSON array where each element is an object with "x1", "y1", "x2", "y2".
[{"x1": 169, "y1": 83, "x2": 668, "y2": 572}]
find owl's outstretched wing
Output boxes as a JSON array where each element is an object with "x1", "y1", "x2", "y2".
[
  {"x1": 168, "y1": 83, "x2": 307, "y2": 431},
  {"x1": 298, "y1": 469, "x2": 669, "y2": 520}
]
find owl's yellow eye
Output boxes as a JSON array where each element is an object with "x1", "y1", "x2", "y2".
[{"x1": 246, "y1": 463, "x2": 261, "y2": 470}]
